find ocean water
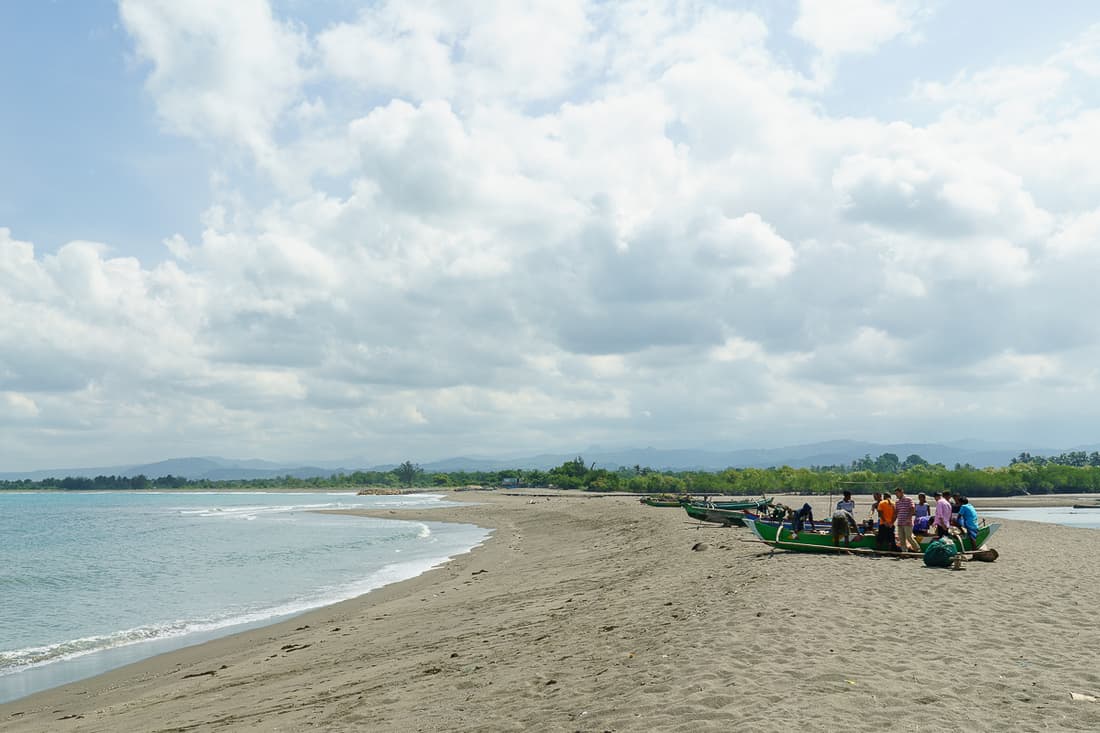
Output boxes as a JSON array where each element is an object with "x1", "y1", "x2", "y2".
[
  {"x1": 0, "y1": 491, "x2": 489, "y2": 703},
  {"x1": 982, "y1": 506, "x2": 1100, "y2": 529}
]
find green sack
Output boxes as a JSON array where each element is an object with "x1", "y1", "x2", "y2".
[{"x1": 923, "y1": 538, "x2": 958, "y2": 568}]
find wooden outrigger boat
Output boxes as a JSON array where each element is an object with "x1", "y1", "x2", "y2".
[
  {"x1": 743, "y1": 517, "x2": 1000, "y2": 555},
  {"x1": 683, "y1": 503, "x2": 748, "y2": 525},
  {"x1": 682, "y1": 497, "x2": 773, "y2": 525},
  {"x1": 707, "y1": 497, "x2": 773, "y2": 510}
]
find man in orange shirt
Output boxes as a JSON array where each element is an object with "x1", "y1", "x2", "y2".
[{"x1": 876, "y1": 492, "x2": 898, "y2": 551}]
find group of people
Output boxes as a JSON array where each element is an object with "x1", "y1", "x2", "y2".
[{"x1": 830, "y1": 488, "x2": 980, "y2": 551}]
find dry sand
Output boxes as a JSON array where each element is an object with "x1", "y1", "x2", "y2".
[{"x1": 3, "y1": 491, "x2": 1100, "y2": 732}]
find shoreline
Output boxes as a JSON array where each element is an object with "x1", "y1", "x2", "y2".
[
  {"x1": 4, "y1": 492, "x2": 1100, "y2": 731},
  {"x1": 0, "y1": 493, "x2": 496, "y2": 707},
  {"x1": 0, "y1": 513, "x2": 490, "y2": 706}
]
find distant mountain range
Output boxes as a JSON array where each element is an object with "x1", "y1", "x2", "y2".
[
  {"x1": 418, "y1": 440, "x2": 1080, "y2": 473},
  {"x1": 2, "y1": 439, "x2": 1097, "y2": 481},
  {"x1": 0, "y1": 456, "x2": 348, "y2": 482}
]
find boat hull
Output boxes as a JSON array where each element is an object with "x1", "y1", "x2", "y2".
[
  {"x1": 683, "y1": 504, "x2": 747, "y2": 525},
  {"x1": 706, "y1": 498, "x2": 773, "y2": 510},
  {"x1": 683, "y1": 499, "x2": 771, "y2": 525},
  {"x1": 744, "y1": 518, "x2": 999, "y2": 554}
]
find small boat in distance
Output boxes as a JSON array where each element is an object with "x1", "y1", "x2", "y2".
[{"x1": 639, "y1": 496, "x2": 685, "y2": 507}]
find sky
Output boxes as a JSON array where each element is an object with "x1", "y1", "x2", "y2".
[{"x1": 4, "y1": 1, "x2": 1100, "y2": 471}]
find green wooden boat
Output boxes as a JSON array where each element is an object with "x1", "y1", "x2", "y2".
[
  {"x1": 683, "y1": 503, "x2": 748, "y2": 525},
  {"x1": 694, "y1": 497, "x2": 772, "y2": 511},
  {"x1": 681, "y1": 498, "x2": 771, "y2": 525},
  {"x1": 744, "y1": 517, "x2": 1000, "y2": 554}
]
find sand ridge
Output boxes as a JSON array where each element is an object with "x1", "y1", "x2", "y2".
[{"x1": 3, "y1": 492, "x2": 1100, "y2": 731}]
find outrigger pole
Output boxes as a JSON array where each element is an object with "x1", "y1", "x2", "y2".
[{"x1": 740, "y1": 538, "x2": 998, "y2": 560}]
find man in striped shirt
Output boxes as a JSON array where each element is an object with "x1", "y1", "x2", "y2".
[{"x1": 893, "y1": 487, "x2": 921, "y2": 552}]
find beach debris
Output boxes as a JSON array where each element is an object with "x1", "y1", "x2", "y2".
[
  {"x1": 1070, "y1": 692, "x2": 1097, "y2": 702},
  {"x1": 182, "y1": 669, "x2": 218, "y2": 679},
  {"x1": 280, "y1": 643, "x2": 311, "y2": 653},
  {"x1": 472, "y1": 569, "x2": 488, "y2": 575},
  {"x1": 423, "y1": 667, "x2": 443, "y2": 675},
  {"x1": 599, "y1": 625, "x2": 618, "y2": 632},
  {"x1": 691, "y1": 542, "x2": 708, "y2": 552}
]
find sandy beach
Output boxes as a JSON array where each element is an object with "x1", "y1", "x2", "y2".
[{"x1": 4, "y1": 491, "x2": 1100, "y2": 732}]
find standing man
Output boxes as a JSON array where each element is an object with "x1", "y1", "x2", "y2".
[
  {"x1": 876, "y1": 492, "x2": 897, "y2": 551},
  {"x1": 893, "y1": 487, "x2": 921, "y2": 552},
  {"x1": 868, "y1": 492, "x2": 882, "y2": 528},
  {"x1": 932, "y1": 491, "x2": 953, "y2": 537}
]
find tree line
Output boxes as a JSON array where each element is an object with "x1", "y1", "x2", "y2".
[{"x1": 6, "y1": 453, "x2": 1100, "y2": 497}]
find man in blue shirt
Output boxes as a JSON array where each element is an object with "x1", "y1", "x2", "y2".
[{"x1": 957, "y1": 495, "x2": 980, "y2": 546}]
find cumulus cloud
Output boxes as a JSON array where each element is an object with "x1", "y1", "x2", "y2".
[
  {"x1": 792, "y1": 0, "x2": 924, "y2": 57},
  {"x1": 119, "y1": 0, "x2": 310, "y2": 174},
  {"x1": 318, "y1": 1, "x2": 593, "y2": 104},
  {"x1": 695, "y1": 212, "x2": 795, "y2": 285},
  {"x1": 832, "y1": 148, "x2": 1051, "y2": 241},
  {"x1": 6, "y1": 1, "x2": 1100, "y2": 468}
]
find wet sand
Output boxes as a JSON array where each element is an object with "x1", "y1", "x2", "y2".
[{"x1": 3, "y1": 491, "x2": 1100, "y2": 732}]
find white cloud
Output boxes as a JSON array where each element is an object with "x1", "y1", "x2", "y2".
[
  {"x1": 832, "y1": 143, "x2": 1052, "y2": 243},
  {"x1": 695, "y1": 212, "x2": 795, "y2": 285},
  {"x1": 1048, "y1": 209, "x2": 1100, "y2": 257},
  {"x1": 318, "y1": 4, "x2": 456, "y2": 101},
  {"x1": 1, "y1": 392, "x2": 39, "y2": 419},
  {"x1": 318, "y1": 0, "x2": 593, "y2": 104},
  {"x1": 1050, "y1": 23, "x2": 1100, "y2": 77},
  {"x1": 119, "y1": 0, "x2": 309, "y2": 172},
  {"x1": 792, "y1": 0, "x2": 924, "y2": 56},
  {"x1": 974, "y1": 351, "x2": 1063, "y2": 385}
]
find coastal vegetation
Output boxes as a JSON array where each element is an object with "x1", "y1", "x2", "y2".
[{"x1": 5, "y1": 451, "x2": 1100, "y2": 497}]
